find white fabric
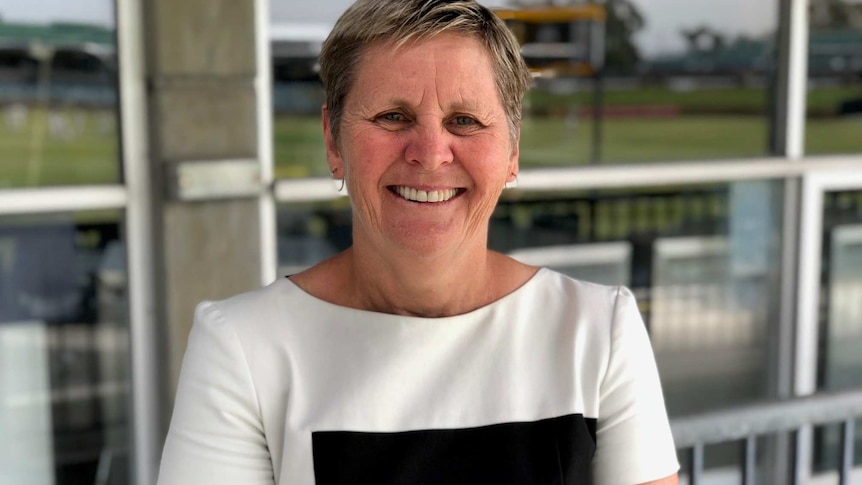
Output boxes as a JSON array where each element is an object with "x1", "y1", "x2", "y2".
[{"x1": 158, "y1": 268, "x2": 679, "y2": 485}]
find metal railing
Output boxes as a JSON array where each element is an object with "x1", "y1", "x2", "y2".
[{"x1": 671, "y1": 388, "x2": 862, "y2": 485}]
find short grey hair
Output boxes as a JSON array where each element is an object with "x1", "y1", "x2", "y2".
[{"x1": 319, "y1": 0, "x2": 532, "y2": 145}]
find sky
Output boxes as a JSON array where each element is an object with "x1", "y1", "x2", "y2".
[
  {"x1": 0, "y1": 0, "x2": 777, "y2": 57},
  {"x1": 268, "y1": 0, "x2": 778, "y2": 56}
]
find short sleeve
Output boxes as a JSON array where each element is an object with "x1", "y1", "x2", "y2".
[
  {"x1": 157, "y1": 302, "x2": 275, "y2": 485},
  {"x1": 592, "y1": 287, "x2": 679, "y2": 484}
]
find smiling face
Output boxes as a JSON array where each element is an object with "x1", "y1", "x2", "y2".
[{"x1": 324, "y1": 33, "x2": 520, "y2": 260}]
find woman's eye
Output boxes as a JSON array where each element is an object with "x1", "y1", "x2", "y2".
[
  {"x1": 379, "y1": 112, "x2": 405, "y2": 122},
  {"x1": 453, "y1": 116, "x2": 477, "y2": 126}
]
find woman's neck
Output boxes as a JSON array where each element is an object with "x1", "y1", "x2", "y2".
[
  {"x1": 291, "y1": 240, "x2": 537, "y2": 318},
  {"x1": 346, "y1": 243, "x2": 502, "y2": 317}
]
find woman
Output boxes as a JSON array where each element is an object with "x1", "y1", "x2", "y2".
[{"x1": 158, "y1": 1, "x2": 679, "y2": 484}]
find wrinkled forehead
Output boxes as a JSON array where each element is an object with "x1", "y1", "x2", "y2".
[{"x1": 346, "y1": 33, "x2": 503, "y2": 111}]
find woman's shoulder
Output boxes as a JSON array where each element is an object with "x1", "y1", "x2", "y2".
[
  {"x1": 193, "y1": 277, "x2": 307, "y2": 338},
  {"x1": 516, "y1": 269, "x2": 645, "y2": 348},
  {"x1": 523, "y1": 268, "x2": 630, "y2": 315}
]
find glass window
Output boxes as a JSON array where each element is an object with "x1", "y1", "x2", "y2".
[
  {"x1": 512, "y1": 0, "x2": 780, "y2": 166},
  {"x1": 495, "y1": 182, "x2": 786, "y2": 416},
  {"x1": 270, "y1": 17, "x2": 329, "y2": 179},
  {"x1": 276, "y1": 198, "x2": 352, "y2": 275},
  {"x1": 0, "y1": 1, "x2": 119, "y2": 188},
  {"x1": 806, "y1": 0, "x2": 862, "y2": 155},
  {"x1": 813, "y1": 189, "x2": 862, "y2": 472},
  {"x1": 269, "y1": 0, "x2": 781, "y2": 180},
  {"x1": 819, "y1": 190, "x2": 862, "y2": 392},
  {"x1": 0, "y1": 211, "x2": 129, "y2": 485}
]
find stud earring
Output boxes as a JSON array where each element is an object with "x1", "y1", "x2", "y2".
[{"x1": 504, "y1": 176, "x2": 518, "y2": 189}]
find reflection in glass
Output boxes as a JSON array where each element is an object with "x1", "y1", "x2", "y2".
[
  {"x1": 270, "y1": 0, "x2": 782, "y2": 178},
  {"x1": 506, "y1": 0, "x2": 779, "y2": 166},
  {"x1": 806, "y1": 1, "x2": 862, "y2": 155},
  {"x1": 0, "y1": 212, "x2": 129, "y2": 485},
  {"x1": 814, "y1": 190, "x2": 862, "y2": 470},
  {"x1": 0, "y1": 6, "x2": 119, "y2": 188},
  {"x1": 271, "y1": 25, "x2": 328, "y2": 179},
  {"x1": 277, "y1": 199, "x2": 352, "y2": 275},
  {"x1": 819, "y1": 190, "x2": 862, "y2": 391}
]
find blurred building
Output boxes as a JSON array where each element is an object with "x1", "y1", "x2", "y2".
[{"x1": 1, "y1": 0, "x2": 862, "y2": 484}]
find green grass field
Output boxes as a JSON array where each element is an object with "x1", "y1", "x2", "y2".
[
  {"x1": 274, "y1": 113, "x2": 862, "y2": 176},
  {"x1": 0, "y1": 107, "x2": 119, "y2": 188},
  {"x1": 2, "y1": 85, "x2": 861, "y2": 188}
]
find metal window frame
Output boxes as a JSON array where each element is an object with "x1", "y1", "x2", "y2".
[
  {"x1": 116, "y1": 0, "x2": 160, "y2": 482},
  {"x1": 256, "y1": 0, "x2": 277, "y2": 286},
  {"x1": 791, "y1": 168, "x2": 862, "y2": 484},
  {"x1": 797, "y1": 169, "x2": 862, "y2": 396}
]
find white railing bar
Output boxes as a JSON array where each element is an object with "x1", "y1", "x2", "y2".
[
  {"x1": 0, "y1": 186, "x2": 127, "y2": 215},
  {"x1": 670, "y1": 388, "x2": 862, "y2": 448},
  {"x1": 516, "y1": 156, "x2": 862, "y2": 191},
  {"x1": 273, "y1": 156, "x2": 862, "y2": 202},
  {"x1": 274, "y1": 177, "x2": 344, "y2": 202}
]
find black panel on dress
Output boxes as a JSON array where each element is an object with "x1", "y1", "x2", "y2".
[{"x1": 312, "y1": 414, "x2": 597, "y2": 485}]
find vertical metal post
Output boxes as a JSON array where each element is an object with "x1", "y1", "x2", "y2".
[
  {"x1": 785, "y1": 0, "x2": 812, "y2": 481},
  {"x1": 839, "y1": 419, "x2": 856, "y2": 485},
  {"x1": 688, "y1": 444, "x2": 704, "y2": 485},
  {"x1": 796, "y1": 172, "x2": 824, "y2": 483},
  {"x1": 255, "y1": 0, "x2": 277, "y2": 286},
  {"x1": 589, "y1": 10, "x2": 605, "y2": 165},
  {"x1": 743, "y1": 435, "x2": 757, "y2": 485},
  {"x1": 590, "y1": 69, "x2": 603, "y2": 164},
  {"x1": 117, "y1": 0, "x2": 160, "y2": 483},
  {"x1": 783, "y1": 0, "x2": 809, "y2": 162}
]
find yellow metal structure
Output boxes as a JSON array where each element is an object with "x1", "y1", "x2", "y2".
[{"x1": 494, "y1": 5, "x2": 606, "y2": 78}]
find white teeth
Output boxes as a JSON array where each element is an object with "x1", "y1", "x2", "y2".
[{"x1": 395, "y1": 187, "x2": 458, "y2": 203}]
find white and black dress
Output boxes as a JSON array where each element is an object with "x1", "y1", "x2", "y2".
[{"x1": 158, "y1": 268, "x2": 679, "y2": 485}]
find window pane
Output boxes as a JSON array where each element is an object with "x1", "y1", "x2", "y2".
[
  {"x1": 813, "y1": 189, "x2": 862, "y2": 473},
  {"x1": 0, "y1": 1, "x2": 119, "y2": 188},
  {"x1": 496, "y1": 182, "x2": 785, "y2": 416},
  {"x1": 276, "y1": 198, "x2": 352, "y2": 275},
  {"x1": 0, "y1": 211, "x2": 129, "y2": 485},
  {"x1": 269, "y1": 0, "x2": 781, "y2": 179},
  {"x1": 819, "y1": 190, "x2": 862, "y2": 392},
  {"x1": 806, "y1": 2, "x2": 862, "y2": 155},
  {"x1": 276, "y1": 181, "x2": 786, "y2": 417},
  {"x1": 513, "y1": 0, "x2": 780, "y2": 166},
  {"x1": 271, "y1": 21, "x2": 328, "y2": 179}
]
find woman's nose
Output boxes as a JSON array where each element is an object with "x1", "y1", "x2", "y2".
[{"x1": 404, "y1": 124, "x2": 454, "y2": 170}]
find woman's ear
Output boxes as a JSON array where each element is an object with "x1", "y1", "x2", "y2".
[
  {"x1": 507, "y1": 124, "x2": 521, "y2": 183},
  {"x1": 322, "y1": 105, "x2": 343, "y2": 175}
]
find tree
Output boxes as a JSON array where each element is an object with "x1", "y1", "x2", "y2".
[
  {"x1": 680, "y1": 26, "x2": 728, "y2": 54},
  {"x1": 810, "y1": 0, "x2": 862, "y2": 29},
  {"x1": 601, "y1": 0, "x2": 645, "y2": 72}
]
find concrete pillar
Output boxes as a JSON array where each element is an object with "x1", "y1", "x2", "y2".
[{"x1": 144, "y1": 0, "x2": 263, "y2": 425}]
